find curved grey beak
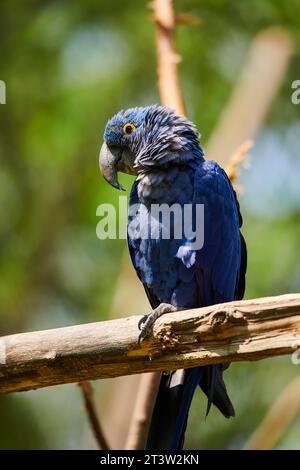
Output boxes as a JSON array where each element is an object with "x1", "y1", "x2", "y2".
[{"x1": 99, "y1": 142, "x2": 124, "y2": 191}]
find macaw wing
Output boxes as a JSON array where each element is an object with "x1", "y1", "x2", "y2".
[
  {"x1": 195, "y1": 161, "x2": 245, "y2": 305},
  {"x1": 174, "y1": 160, "x2": 246, "y2": 308}
]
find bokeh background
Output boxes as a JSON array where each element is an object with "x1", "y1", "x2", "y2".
[{"x1": 0, "y1": 0, "x2": 300, "y2": 449}]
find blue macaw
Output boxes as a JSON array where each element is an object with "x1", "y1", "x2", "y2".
[{"x1": 99, "y1": 105, "x2": 247, "y2": 450}]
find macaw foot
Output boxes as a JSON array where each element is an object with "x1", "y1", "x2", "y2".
[{"x1": 138, "y1": 303, "x2": 177, "y2": 345}]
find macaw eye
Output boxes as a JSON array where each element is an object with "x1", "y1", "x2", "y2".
[{"x1": 123, "y1": 123, "x2": 136, "y2": 135}]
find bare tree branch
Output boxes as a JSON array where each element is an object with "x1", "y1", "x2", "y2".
[
  {"x1": 225, "y1": 139, "x2": 253, "y2": 186},
  {"x1": 206, "y1": 27, "x2": 294, "y2": 167},
  {"x1": 125, "y1": 372, "x2": 161, "y2": 450},
  {"x1": 1, "y1": 294, "x2": 300, "y2": 395},
  {"x1": 151, "y1": 0, "x2": 186, "y2": 116},
  {"x1": 175, "y1": 13, "x2": 200, "y2": 26},
  {"x1": 244, "y1": 375, "x2": 300, "y2": 450},
  {"x1": 78, "y1": 381, "x2": 110, "y2": 450}
]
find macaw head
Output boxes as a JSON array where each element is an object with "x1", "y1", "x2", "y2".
[{"x1": 99, "y1": 104, "x2": 203, "y2": 190}]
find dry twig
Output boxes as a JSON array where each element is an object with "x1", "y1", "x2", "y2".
[
  {"x1": 244, "y1": 375, "x2": 300, "y2": 450},
  {"x1": 207, "y1": 27, "x2": 293, "y2": 167},
  {"x1": 125, "y1": 372, "x2": 162, "y2": 450},
  {"x1": 225, "y1": 139, "x2": 253, "y2": 185},
  {"x1": 78, "y1": 381, "x2": 110, "y2": 450},
  {"x1": 151, "y1": 0, "x2": 186, "y2": 115}
]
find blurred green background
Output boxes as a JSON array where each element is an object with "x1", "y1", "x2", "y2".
[{"x1": 0, "y1": 0, "x2": 300, "y2": 450}]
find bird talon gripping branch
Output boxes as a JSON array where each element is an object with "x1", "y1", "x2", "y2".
[
  {"x1": 137, "y1": 314, "x2": 148, "y2": 331},
  {"x1": 137, "y1": 303, "x2": 177, "y2": 345}
]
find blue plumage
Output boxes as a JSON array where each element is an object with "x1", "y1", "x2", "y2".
[
  {"x1": 100, "y1": 105, "x2": 247, "y2": 450},
  {"x1": 128, "y1": 159, "x2": 241, "y2": 308}
]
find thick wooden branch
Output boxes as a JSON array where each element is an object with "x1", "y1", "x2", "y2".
[{"x1": 1, "y1": 294, "x2": 300, "y2": 395}]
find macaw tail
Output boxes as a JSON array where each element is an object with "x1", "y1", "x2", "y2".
[{"x1": 146, "y1": 364, "x2": 235, "y2": 450}]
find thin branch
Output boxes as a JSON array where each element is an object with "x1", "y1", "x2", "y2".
[
  {"x1": 243, "y1": 375, "x2": 300, "y2": 450},
  {"x1": 175, "y1": 13, "x2": 200, "y2": 26},
  {"x1": 206, "y1": 27, "x2": 293, "y2": 167},
  {"x1": 225, "y1": 138, "x2": 253, "y2": 186},
  {"x1": 125, "y1": 372, "x2": 161, "y2": 450},
  {"x1": 78, "y1": 381, "x2": 110, "y2": 450},
  {"x1": 151, "y1": 0, "x2": 186, "y2": 115},
  {"x1": 1, "y1": 293, "x2": 300, "y2": 395}
]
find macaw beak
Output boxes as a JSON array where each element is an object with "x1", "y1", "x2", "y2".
[{"x1": 99, "y1": 142, "x2": 125, "y2": 191}]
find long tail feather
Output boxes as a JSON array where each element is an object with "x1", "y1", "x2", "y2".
[
  {"x1": 146, "y1": 365, "x2": 234, "y2": 450},
  {"x1": 199, "y1": 364, "x2": 235, "y2": 419}
]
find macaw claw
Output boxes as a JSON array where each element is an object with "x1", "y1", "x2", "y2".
[{"x1": 137, "y1": 303, "x2": 177, "y2": 345}]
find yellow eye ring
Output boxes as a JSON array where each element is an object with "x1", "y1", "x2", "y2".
[{"x1": 123, "y1": 123, "x2": 136, "y2": 135}]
